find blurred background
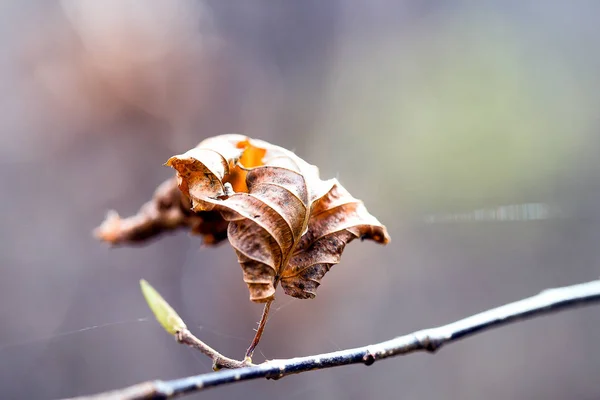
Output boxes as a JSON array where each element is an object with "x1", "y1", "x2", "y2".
[{"x1": 1, "y1": 1, "x2": 600, "y2": 399}]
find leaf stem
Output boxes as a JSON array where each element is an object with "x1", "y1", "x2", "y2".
[{"x1": 245, "y1": 299, "x2": 273, "y2": 360}]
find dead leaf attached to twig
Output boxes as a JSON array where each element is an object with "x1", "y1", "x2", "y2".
[
  {"x1": 166, "y1": 134, "x2": 389, "y2": 302},
  {"x1": 96, "y1": 134, "x2": 390, "y2": 303}
]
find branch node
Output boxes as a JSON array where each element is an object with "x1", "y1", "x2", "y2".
[
  {"x1": 263, "y1": 360, "x2": 286, "y2": 380},
  {"x1": 362, "y1": 350, "x2": 376, "y2": 366},
  {"x1": 266, "y1": 373, "x2": 284, "y2": 381},
  {"x1": 175, "y1": 330, "x2": 184, "y2": 343},
  {"x1": 413, "y1": 330, "x2": 441, "y2": 353}
]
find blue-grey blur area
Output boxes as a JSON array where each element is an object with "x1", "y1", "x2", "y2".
[{"x1": 1, "y1": 1, "x2": 600, "y2": 399}]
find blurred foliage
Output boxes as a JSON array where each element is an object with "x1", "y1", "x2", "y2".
[{"x1": 313, "y1": 15, "x2": 596, "y2": 216}]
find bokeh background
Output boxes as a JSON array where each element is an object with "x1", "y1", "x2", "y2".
[{"x1": 2, "y1": 1, "x2": 600, "y2": 399}]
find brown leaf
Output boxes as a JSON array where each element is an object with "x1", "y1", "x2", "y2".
[{"x1": 167, "y1": 134, "x2": 390, "y2": 302}]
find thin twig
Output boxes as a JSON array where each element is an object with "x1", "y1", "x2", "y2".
[
  {"x1": 67, "y1": 279, "x2": 600, "y2": 400},
  {"x1": 94, "y1": 177, "x2": 229, "y2": 246},
  {"x1": 176, "y1": 329, "x2": 251, "y2": 370},
  {"x1": 245, "y1": 300, "x2": 273, "y2": 360}
]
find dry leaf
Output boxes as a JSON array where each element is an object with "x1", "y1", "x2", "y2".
[{"x1": 166, "y1": 134, "x2": 390, "y2": 302}]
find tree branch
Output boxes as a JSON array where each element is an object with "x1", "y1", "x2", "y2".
[
  {"x1": 176, "y1": 329, "x2": 250, "y2": 370},
  {"x1": 67, "y1": 279, "x2": 600, "y2": 400},
  {"x1": 94, "y1": 177, "x2": 229, "y2": 246}
]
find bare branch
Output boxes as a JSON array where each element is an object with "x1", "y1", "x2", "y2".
[
  {"x1": 94, "y1": 177, "x2": 229, "y2": 246},
  {"x1": 139, "y1": 279, "x2": 250, "y2": 370},
  {"x1": 176, "y1": 329, "x2": 251, "y2": 370},
  {"x1": 67, "y1": 279, "x2": 600, "y2": 400}
]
